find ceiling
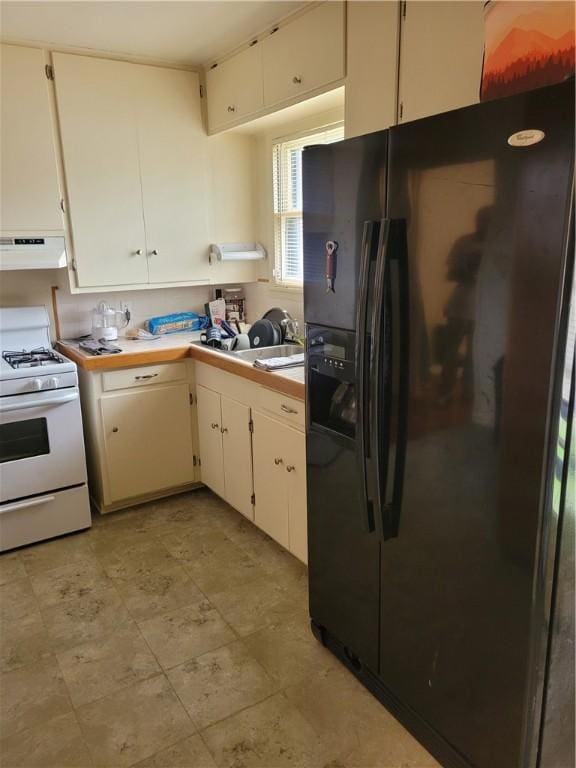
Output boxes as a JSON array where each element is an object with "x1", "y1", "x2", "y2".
[{"x1": 0, "y1": 1, "x2": 309, "y2": 67}]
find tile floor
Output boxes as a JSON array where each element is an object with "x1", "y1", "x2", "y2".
[{"x1": 0, "y1": 489, "x2": 439, "y2": 768}]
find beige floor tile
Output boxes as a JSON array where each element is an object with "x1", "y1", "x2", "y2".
[
  {"x1": 0, "y1": 606, "x2": 52, "y2": 673},
  {"x1": 201, "y1": 692, "x2": 326, "y2": 768},
  {"x1": 0, "y1": 657, "x2": 71, "y2": 738},
  {"x1": 0, "y1": 553, "x2": 27, "y2": 586},
  {"x1": 137, "y1": 598, "x2": 236, "y2": 670},
  {"x1": 56, "y1": 621, "x2": 161, "y2": 707},
  {"x1": 0, "y1": 578, "x2": 39, "y2": 622},
  {"x1": 112, "y1": 563, "x2": 203, "y2": 622},
  {"x1": 209, "y1": 575, "x2": 307, "y2": 637},
  {"x1": 182, "y1": 536, "x2": 266, "y2": 597},
  {"x1": 20, "y1": 532, "x2": 95, "y2": 577},
  {"x1": 76, "y1": 674, "x2": 194, "y2": 767},
  {"x1": 29, "y1": 560, "x2": 112, "y2": 609},
  {"x1": 167, "y1": 640, "x2": 277, "y2": 729},
  {"x1": 161, "y1": 529, "x2": 233, "y2": 564},
  {"x1": 338, "y1": 717, "x2": 441, "y2": 768},
  {"x1": 133, "y1": 734, "x2": 217, "y2": 768},
  {"x1": 42, "y1": 584, "x2": 132, "y2": 653},
  {"x1": 244, "y1": 614, "x2": 338, "y2": 687},
  {"x1": 95, "y1": 536, "x2": 178, "y2": 580},
  {"x1": 0, "y1": 712, "x2": 93, "y2": 768},
  {"x1": 284, "y1": 664, "x2": 439, "y2": 766}
]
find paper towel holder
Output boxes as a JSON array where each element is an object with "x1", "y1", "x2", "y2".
[{"x1": 209, "y1": 242, "x2": 267, "y2": 264}]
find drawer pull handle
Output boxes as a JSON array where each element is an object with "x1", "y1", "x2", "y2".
[
  {"x1": 221, "y1": 427, "x2": 229, "y2": 434},
  {"x1": 227, "y1": 105, "x2": 236, "y2": 112},
  {"x1": 286, "y1": 465, "x2": 295, "y2": 473},
  {"x1": 281, "y1": 404, "x2": 298, "y2": 414},
  {"x1": 274, "y1": 457, "x2": 283, "y2": 465},
  {"x1": 211, "y1": 422, "x2": 219, "y2": 430},
  {"x1": 292, "y1": 76, "x2": 302, "y2": 84},
  {"x1": 134, "y1": 374, "x2": 158, "y2": 381}
]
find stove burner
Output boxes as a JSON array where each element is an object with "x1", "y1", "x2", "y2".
[{"x1": 2, "y1": 347, "x2": 65, "y2": 369}]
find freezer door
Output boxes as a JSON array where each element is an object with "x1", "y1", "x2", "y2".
[
  {"x1": 378, "y1": 81, "x2": 574, "y2": 768},
  {"x1": 303, "y1": 132, "x2": 387, "y2": 330}
]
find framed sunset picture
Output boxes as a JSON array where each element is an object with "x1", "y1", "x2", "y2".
[{"x1": 481, "y1": 0, "x2": 575, "y2": 100}]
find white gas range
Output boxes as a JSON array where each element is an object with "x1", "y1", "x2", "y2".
[{"x1": 0, "y1": 306, "x2": 91, "y2": 551}]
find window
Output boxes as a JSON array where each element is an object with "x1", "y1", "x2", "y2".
[{"x1": 273, "y1": 124, "x2": 344, "y2": 286}]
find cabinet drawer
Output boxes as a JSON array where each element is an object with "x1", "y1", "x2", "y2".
[
  {"x1": 257, "y1": 387, "x2": 304, "y2": 430},
  {"x1": 102, "y1": 362, "x2": 187, "y2": 392}
]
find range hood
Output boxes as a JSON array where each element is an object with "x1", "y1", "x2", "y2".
[{"x1": 0, "y1": 236, "x2": 67, "y2": 270}]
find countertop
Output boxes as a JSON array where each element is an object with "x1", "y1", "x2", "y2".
[{"x1": 56, "y1": 333, "x2": 305, "y2": 401}]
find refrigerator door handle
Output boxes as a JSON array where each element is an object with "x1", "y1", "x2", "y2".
[
  {"x1": 371, "y1": 218, "x2": 409, "y2": 540},
  {"x1": 354, "y1": 220, "x2": 377, "y2": 533}
]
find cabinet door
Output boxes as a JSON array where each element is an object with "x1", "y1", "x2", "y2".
[
  {"x1": 53, "y1": 53, "x2": 148, "y2": 287},
  {"x1": 398, "y1": 1, "x2": 485, "y2": 123},
  {"x1": 196, "y1": 384, "x2": 225, "y2": 498},
  {"x1": 0, "y1": 45, "x2": 62, "y2": 231},
  {"x1": 262, "y1": 1, "x2": 345, "y2": 108},
  {"x1": 252, "y1": 412, "x2": 289, "y2": 548},
  {"x1": 136, "y1": 66, "x2": 210, "y2": 284},
  {"x1": 101, "y1": 383, "x2": 194, "y2": 503},
  {"x1": 285, "y1": 427, "x2": 308, "y2": 564},
  {"x1": 206, "y1": 45, "x2": 264, "y2": 132},
  {"x1": 221, "y1": 395, "x2": 253, "y2": 520},
  {"x1": 344, "y1": 1, "x2": 400, "y2": 138}
]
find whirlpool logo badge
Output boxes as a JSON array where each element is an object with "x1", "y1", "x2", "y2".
[{"x1": 507, "y1": 129, "x2": 546, "y2": 148}]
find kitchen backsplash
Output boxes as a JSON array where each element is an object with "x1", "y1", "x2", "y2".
[{"x1": 0, "y1": 269, "x2": 304, "y2": 340}]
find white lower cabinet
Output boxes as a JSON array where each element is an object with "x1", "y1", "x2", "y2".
[
  {"x1": 196, "y1": 384, "x2": 254, "y2": 520},
  {"x1": 101, "y1": 383, "x2": 194, "y2": 502},
  {"x1": 252, "y1": 411, "x2": 307, "y2": 564},
  {"x1": 78, "y1": 361, "x2": 199, "y2": 513}
]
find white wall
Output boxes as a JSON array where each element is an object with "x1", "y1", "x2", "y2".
[{"x1": 244, "y1": 103, "x2": 345, "y2": 330}]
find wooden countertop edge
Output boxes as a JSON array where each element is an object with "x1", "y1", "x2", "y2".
[{"x1": 56, "y1": 341, "x2": 305, "y2": 401}]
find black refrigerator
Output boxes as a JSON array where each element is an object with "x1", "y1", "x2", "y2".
[{"x1": 303, "y1": 80, "x2": 574, "y2": 768}]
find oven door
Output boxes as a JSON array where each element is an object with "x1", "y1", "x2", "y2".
[{"x1": 0, "y1": 389, "x2": 87, "y2": 503}]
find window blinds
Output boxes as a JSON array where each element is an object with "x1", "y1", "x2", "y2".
[{"x1": 273, "y1": 124, "x2": 344, "y2": 286}]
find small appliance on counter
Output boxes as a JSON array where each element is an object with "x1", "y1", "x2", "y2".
[
  {"x1": 92, "y1": 301, "x2": 129, "y2": 341},
  {"x1": 0, "y1": 306, "x2": 91, "y2": 550},
  {"x1": 214, "y1": 287, "x2": 246, "y2": 323}
]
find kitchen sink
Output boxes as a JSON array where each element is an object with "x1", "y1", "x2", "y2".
[{"x1": 230, "y1": 344, "x2": 303, "y2": 362}]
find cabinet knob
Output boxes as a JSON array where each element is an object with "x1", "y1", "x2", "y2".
[
  {"x1": 221, "y1": 427, "x2": 228, "y2": 434},
  {"x1": 286, "y1": 465, "x2": 295, "y2": 473},
  {"x1": 112, "y1": 427, "x2": 119, "y2": 433},
  {"x1": 211, "y1": 422, "x2": 219, "y2": 430},
  {"x1": 274, "y1": 457, "x2": 283, "y2": 465},
  {"x1": 149, "y1": 249, "x2": 159, "y2": 257},
  {"x1": 227, "y1": 105, "x2": 236, "y2": 112},
  {"x1": 292, "y1": 75, "x2": 302, "y2": 84},
  {"x1": 133, "y1": 249, "x2": 143, "y2": 256}
]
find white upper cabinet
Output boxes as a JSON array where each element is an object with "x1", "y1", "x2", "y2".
[
  {"x1": 262, "y1": 1, "x2": 345, "y2": 108},
  {"x1": 398, "y1": 0, "x2": 485, "y2": 123},
  {"x1": 53, "y1": 53, "x2": 209, "y2": 288},
  {"x1": 206, "y1": 44, "x2": 264, "y2": 132},
  {"x1": 345, "y1": 1, "x2": 400, "y2": 138},
  {"x1": 0, "y1": 44, "x2": 63, "y2": 233},
  {"x1": 204, "y1": 1, "x2": 346, "y2": 134},
  {"x1": 53, "y1": 54, "x2": 148, "y2": 286},
  {"x1": 136, "y1": 65, "x2": 209, "y2": 284}
]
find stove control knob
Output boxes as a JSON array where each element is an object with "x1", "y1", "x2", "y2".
[
  {"x1": 49, "y1": 377, "x2": 60, "y2": 389},
  {"x1": 32, "y1": 378, "x2": 43, "y2": 391}
]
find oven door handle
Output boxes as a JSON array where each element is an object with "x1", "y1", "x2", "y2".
[
  {"x1": 0, "y1": 391, "x2": 79, "y2": 413},
  {"x1": 0, "y1": 495, "x2": 56, "y2": 515}
]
